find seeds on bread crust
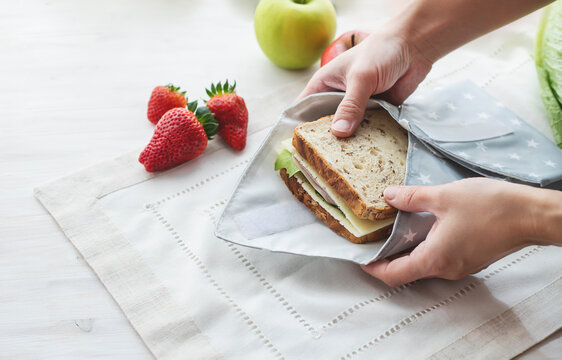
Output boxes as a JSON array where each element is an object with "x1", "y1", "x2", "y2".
[{"x1": 292, "y1": 110, "x2": 408, "y2": 221}]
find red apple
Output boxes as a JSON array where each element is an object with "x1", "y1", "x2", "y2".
[{"x1": 320, "y1": 30, "x2": 369, "y2": 67}]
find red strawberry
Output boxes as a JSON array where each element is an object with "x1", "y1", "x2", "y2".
[
  {"x1": 147, "y1": 84, "x2": 188, "y2": 124},
  {"x1": 206, "y1": 80, "x2": 248, "y2": 151},
  {"x1": 139, "y1": 100, "x2": 218, "y2": 172}
]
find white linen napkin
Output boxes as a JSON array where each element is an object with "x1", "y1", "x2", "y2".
[{"x1": 35, "y1": 131, "x2": 562, "y2": 359}]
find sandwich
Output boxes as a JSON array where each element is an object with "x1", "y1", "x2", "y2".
[{"x1": 274, "y1": 109, "x2": 408, "y2": 244}]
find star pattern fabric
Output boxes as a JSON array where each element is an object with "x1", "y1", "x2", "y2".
[
  {"x1": 376, "y1": 134, "x2": 478, "y2": 259},
  {"x1": 378, "y1": 81, "x2": 562, "y2": 259},
  {"x1": 403, "y1": 228, "x2": 417, "y2": 242},
  {"x1": 401, "y1": 81, "x2": 562, "y2": 188}
]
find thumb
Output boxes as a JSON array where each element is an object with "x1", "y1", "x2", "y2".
[
  {"x1": 331, "y1": 77, "x2": 372, "y2": 138},
  {"x1": 384, "y1": 185, "x2": 435, "y2": 213}
]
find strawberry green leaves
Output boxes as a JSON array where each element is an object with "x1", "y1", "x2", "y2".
[
  {"x1": 184, "y1": 98, "x2": 219, "y2": 139},
  {"x1": 195, "y1": 105, "x2": 219, "y2": 139},
  {"x1": 165, "y1": 83, "x2": 187, "y2": 97},
  {"x1": 206, "y1": 80, "x2": 237, "y2": 98}
]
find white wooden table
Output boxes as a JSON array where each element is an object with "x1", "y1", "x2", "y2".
[{"x1": 1, "y1": 1, "x2": 559, "y2": 358}]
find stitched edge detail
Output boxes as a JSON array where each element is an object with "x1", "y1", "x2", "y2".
[
  {"x1": 203, "y1": 200, "x2": 228, "y2": 225},
  {"x1": 151, "y1": 207, "x2": 285, "y2": 359},
  {"x1": 144, "y1": 159, "x2": 250, "y2": 209},
  {"x1": 339, "y1": 246, "x2": 544, "y2": 359},
  {"x1": 481, "y1": 57, "x2": 532, "y2": 88},
  {"x1": 224, "y1": 241, "x2": 319, "y2": 337},
  {"x1": 420, "y1": 31, "x2": 531, "y2": 92},
  {"x1": 204, "y1": 200, "x2": 412, "y2": 338},
  {"x1": 322, "y1": 282, "x2": 416, "y2": 331},
  {"x1": 204, "y1": 200, "x2": 322, "y2": 337},
  {"x1": 421, "y1": 40, "x2": 509, "y2": 89}
]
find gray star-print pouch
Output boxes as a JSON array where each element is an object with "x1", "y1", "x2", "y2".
[{"x1": 216, "y1": 81, "x2": 562, "y2": 264}]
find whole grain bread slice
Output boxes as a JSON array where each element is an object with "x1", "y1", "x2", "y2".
[
  {"x1": 292, "y1": 109, "x2": 408, "y2": 221},
  {"x1": 279, "y1": 169, "x2": 393, "y2": 243}
]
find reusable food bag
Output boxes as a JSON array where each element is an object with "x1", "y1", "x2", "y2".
[{"x1": 216, "y1": 81, "x2": 562, "y2": 264}]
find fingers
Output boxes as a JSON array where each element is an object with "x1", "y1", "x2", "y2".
[
  {"x1": 384, "y1": 185, "x2": 437, "y2": 213},
  {"x1": 361, "y1": 251, "x2": 428, "y2": 287},
  {"x1": 331, "y1": 77, "x2": 372, "y2": 137},
  {"x1": 296, "y1": 74, "x2": 333, "y2": 101},
  {"x1": 296, "y1": 64, "x2": 342, "y2": 101},
  {"x1": 379, "y1": 59, "x2": 431, "y2": 105}
]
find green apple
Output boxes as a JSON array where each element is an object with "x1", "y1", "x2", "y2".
[{"x1": 254, "y1": 0, "x2": 337, "y2": 69}]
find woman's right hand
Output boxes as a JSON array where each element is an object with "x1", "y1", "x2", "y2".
[
  {"x1": 361, "y1": 178, "x2": 562, "y2": 287},
  {"x1": 296, "y1": 28, "x2": 433, "y2": 138}
]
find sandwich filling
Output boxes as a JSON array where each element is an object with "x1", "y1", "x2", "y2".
[
  {"x1": 292, "y1": 155, "x2": 337, "y2": 206},
  {"x1": 275, "y1": 138, "x2": 395, "y2": 238}
]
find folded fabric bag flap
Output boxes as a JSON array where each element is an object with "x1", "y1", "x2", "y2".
[{"x1": 400, "y1": 80, "x2": 562, "y2": 188}]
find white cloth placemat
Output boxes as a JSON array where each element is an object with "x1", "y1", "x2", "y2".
[
  {"x1": 35, "y1": 131, "x2": 562, "y2": 359},
  {"x1": 35, "y1": 11, "x2": 561, "y2": 360}
]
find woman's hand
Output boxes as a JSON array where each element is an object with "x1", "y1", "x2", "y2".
[
  {"x1": 297, "y1": 29, "x2": 432, "y2": 137},
  {"x1": 296, "y1": 0, "x2": 552, "y2": 139},
  {"x1": 361, "y1": 178, "x2": 562, "y2": 287},
  {"x1": 295, "y1": 0, "x2": 559, "y2": 286}
]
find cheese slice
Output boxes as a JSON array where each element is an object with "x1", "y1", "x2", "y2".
[
  {"x1": 281, "y1": 137, "x2": 295, "y2": 153},
  {"x1": 280, "y1": 139, "x2": 395, "y2": 237}
]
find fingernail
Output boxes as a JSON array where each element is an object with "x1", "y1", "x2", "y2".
[
  {"x1": 332, "y1": 120, "x2": 351, "y2": 133},
  {"x1": 384, "y1": 186, "x2": 398, "y2": 201}
]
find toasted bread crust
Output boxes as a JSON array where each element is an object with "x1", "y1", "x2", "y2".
[
  {"x1": 292, "y1": 115, "x2": 397, "y2": 221},
  {"x1": 279, "y1": 169, "x2": 392, "y2": 244}
]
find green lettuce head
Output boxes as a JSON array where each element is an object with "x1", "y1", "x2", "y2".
[{"x1": 536, "y1": 1, "x2": 562, "y2": 148}]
